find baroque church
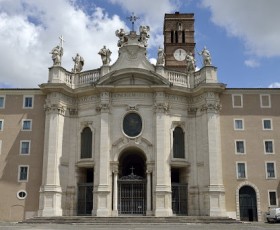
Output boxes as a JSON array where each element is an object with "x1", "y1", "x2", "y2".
[{"x1": 0, "y1": 12, "x2": 280, "y2": 222}]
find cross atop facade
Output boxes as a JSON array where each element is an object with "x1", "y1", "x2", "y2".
[
  {"x1": 130, "y1": 166, "x2": 135, "y2": 174},
  {"x1": 126, "y1": 12, "x2": 139, "y2": 31},
  {"x1": 59, "y1": 35, "x2": 65, "y2": 48}
]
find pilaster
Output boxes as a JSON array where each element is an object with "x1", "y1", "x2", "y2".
[
  {"x1": 201, "y1": 94, "x2": 226, "y2": 216},
  {"x1": 94, "y1": 92, "x2": 111, "y2": 216},
  {"x1": 154, "y1": 92, "x2": 172, "y2": 216},
  {"x1": 38, "y1": 103, "x2": 66, "y2": 217}
]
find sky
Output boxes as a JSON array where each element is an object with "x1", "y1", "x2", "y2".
[{"x1": 0, "y1": 0, "x2": 280, "y2": 88}]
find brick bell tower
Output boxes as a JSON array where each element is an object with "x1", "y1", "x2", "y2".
[{"x1": 164, "y1": 12, "x2": 195, "y2": 72}]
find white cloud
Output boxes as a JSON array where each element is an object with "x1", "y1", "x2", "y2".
[
  {"x1": 244, "y1": 59, "x2": 260, "y2": 68},
  {"x1": 201, "y1": 0, "x2": 280, "y2": 58},
  {"x1": 0, "y1": 0, "x2": 128, "y2": 87},
  {"x1": 268, "y1": 82, "x2": 280, "y2": 88}
]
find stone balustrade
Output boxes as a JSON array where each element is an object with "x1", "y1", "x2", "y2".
[{"x1": 48, "y1": 65, "x2": 218, "y2": 89}]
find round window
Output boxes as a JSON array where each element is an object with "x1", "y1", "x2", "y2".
[
  {"x1": 123, "y1": 112, "x2": 142, "y2": 137},
  {"x1": 17, "y1": 190, "x2": 27, "y2": 200}
]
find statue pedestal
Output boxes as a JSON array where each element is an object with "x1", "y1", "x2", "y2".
[{"x1": 101, "y1": 65, "x2": 110, "y2": 76}]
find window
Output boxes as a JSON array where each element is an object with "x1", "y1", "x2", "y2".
[
  {"x1": 23, "y1": 96, "x2": 33, "y2": 108},
  {"x1": 264, "y1": 140, "x2": 274, "y2": 154},
  {"x1": 234, "y1": 119, "x2": 244, "y2": 130},
  {"x1": 260, "y1": 94, "x2": 271, "y2": 108},
  {"x1": 268, "y1": 191, "x2": 278, "y2": 206},
  {"x1": 18, "y1": 165, "x2": 29, "y2": 182},
  {"x1": 20, "y1": 141, "x2": 31, "y2": 155},
  {"x1": 81, "y1": 127, "x2": 92, "y2": 159},
  {"x1": 0, "y1": 96, "x2": 5, "y2": 108},
  {"x1": 232, "y1": 94, "x2": 243, "y2": 108},
  {"x1": 236, "y1": 162, "x2": 247, "y2": 179},
  {"x1": 266, "y1": 162, "x2": 276, "y2": 179},
  {"x1": 17, "y1": 190, "x2": 27, "y2": 200},
  {"x1": 0, "y1": 119, "x2": 3, "y2": 131},
  {"x1": 235, "y1": 140, "x2": 245, "y2": 154},
  {"x1": 22, "y1": 119, "x2": 32, "y2": 131},
  {"x1": 173, "y1": 126, "x2": 185, "y2": 159},
  {"x1": 263, "y1": 119, "x2": 272, "y2": 130}
]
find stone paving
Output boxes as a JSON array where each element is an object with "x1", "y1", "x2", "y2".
[{"x1": 0, "y1": 222, "x2": 280, "y2": 230}]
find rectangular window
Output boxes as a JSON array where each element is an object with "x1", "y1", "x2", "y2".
[
  {"x1": 268, "y1": 191, "x2": 277, "y2": 206},
  {"x1": 235, "y1": 140, "x2": 245, "y2": 154},
  {"x1": 266, "y1": 162, "x2": 276, "y2": 179},
  {"x1": 260, "y1": 94, "x2": 271, "y2": 108},
  {"x1": 236, "y1": 162, "x2": 247, "y2": 179},
  {"x1": 18, "y1": 165, "x2": 29, "y2": 182},
  {"x1": 234, "y1": 119, "x2": 244, "y2": 130},
  {"x1": 22, "y1": 119, "x2": 32, "y2": 131},
  {"x1": 20, "y1": 141, "x2": 31, "y2": 155},
  {"x1": 23, "y1": 96, "x2": 33, "y2": 108},
  {"x1": 264, "y1": 140, "x2": 274, "y2": 154},
  {"x1": 0, "y1": 96, "x2": 5, "y2": 108},
  {"x1": 263, "y1": 119, "x2": 272, "y2": 130},
  {"x1": 232, "y1": 94, "x2": 243, "y2": 108},
  {"x1": 0, "y1": 119, "x2": 3, "y2": 131}
]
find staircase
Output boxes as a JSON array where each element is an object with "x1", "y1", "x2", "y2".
[{"x1": 21, "y1": 216, "x2": 240, "y2": 224}]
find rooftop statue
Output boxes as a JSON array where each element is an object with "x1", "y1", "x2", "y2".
[
  {"x1": 156, "y1": 47, "x2": 165, "y2": 66},
  {"x1": 138, "y1": 25, "x2": 150, "y2": 47},
  {"x1": 98, "y1": 45, "x2": 112, "y2": 65},
  {"x1": 72, "y1": 53, "x2": 84, "y2": 73},
  {"x1": 185, "y1": 52, "x2": 196, "y2": 73},
  {"x1": 198, "y1": 46, "x2": 211, "y2": 66},
  {"x1": 50, "y1": 35, "x2": 65, "y2": 66},
  {"x1": 50, "y1": 45, "x2": 63, "y2": 66},
  {"x1": 115, "y1": 28, "x2": 127, "y2": 47}
]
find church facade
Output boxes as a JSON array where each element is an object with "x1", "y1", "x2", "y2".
[{"x1": 0, "y1": 12, "x2": 280, "y2": 222}]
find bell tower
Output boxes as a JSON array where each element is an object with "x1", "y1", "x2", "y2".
[{"x1": 164, "y1": 12, "x2": 195, "y2": 72}]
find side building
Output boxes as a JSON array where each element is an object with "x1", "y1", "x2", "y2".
[{"x1": 0, "y1": 12, "x2": 279, "y2": 222}]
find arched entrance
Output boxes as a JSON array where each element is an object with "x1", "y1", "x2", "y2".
[
  {"x1": 118, "y1": 149, "x2": 146, "y2": 215},
  {"x1": 239, "y1": 186, "x2": 258, "y2": 221}
]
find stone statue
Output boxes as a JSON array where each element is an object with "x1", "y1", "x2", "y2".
[
  {"x1": 98, "y1": 45, "x2": 112, "y2": 65},
  {"x1": 156, "y1": 47, "x2": 165, "y2": 66},
  {"x1": 198, "y1": 46, "x2": 211, "y2": 66},
  {"x1": 115, "y1": 28, "x2": 126, "y2": 47},
  {"x1": 72, "y1": 53, "x2": 84, "y2": 73},
  {"x1": 50, "y1": 45, "x2": 63, "y2": 66},
  {"x1": 185, "y1": 52, "x2": 196, "y2": 73},
  {"x1": 138, "y1": 25, "x2": 150, "y2": 47}
]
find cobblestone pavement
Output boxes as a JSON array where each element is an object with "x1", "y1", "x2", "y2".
[{"x1": 0, "y1": 222, "x2": 280, "y2": 230}]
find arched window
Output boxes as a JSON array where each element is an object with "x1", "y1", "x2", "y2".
[
  {"x1": 173, "y1": 127, "x2": 185, "y2": 158},
  {"x1": 81, "y1": 127, "x2": 92, "y2": 159}
]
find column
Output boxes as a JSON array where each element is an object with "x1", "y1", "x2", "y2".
[
  {"x1": 38, "y1": 103, "x2": 65, "y2": 217},
  {"x1": 146, "y1": 170, "x2": 152, "y2": 215},
  {"x1": 154, "y1": 92, "x2": 172, "y2": 216},
  {"x1": 112, "y1": 169, "x2": 118, "y2": 216}
]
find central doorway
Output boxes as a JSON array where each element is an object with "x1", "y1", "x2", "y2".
[
  {"x1": 118, "y1": 149, "x2": 146, "y2": 215},
  {"x1": 239, "y1": 185, "x2": 258, "y2": 221}
]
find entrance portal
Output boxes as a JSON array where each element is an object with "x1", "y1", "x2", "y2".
[
  {"x1": 118, "y1": 150, "x2": 146, "y2": 215},
  {"x1": 239, "y1": 186, "x2": 258, "y2": 221}
]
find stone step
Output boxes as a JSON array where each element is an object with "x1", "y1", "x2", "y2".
[{"x1": 21, "y1": 216, "x2": 240, "y2": 224}]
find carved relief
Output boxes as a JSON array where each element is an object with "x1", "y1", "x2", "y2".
[
  {"x1": 154, "y1": 102, "x2": 170, "y2": 113},
  {"x1": 200, "y1": 103, "x2": 222, "y2": 113},
  {"x1": 44, "y1": 103, "x2": 66, "y2": 116}
]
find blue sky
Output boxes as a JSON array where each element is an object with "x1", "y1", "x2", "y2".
[{"x1": 0, "y1": 0, "x2": 279, "y2": 88}]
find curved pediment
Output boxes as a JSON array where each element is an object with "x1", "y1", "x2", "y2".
[{"x1": 97, "y1": 68, "x2": 171, "y2": 86}]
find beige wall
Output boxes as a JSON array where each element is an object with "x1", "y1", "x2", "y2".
[
  {"x1": 220, "y1": 90, "x2": 280, "y2": 220},
  {"x1": 0, "y1": 90, "x2": 46, "y2": 221}
]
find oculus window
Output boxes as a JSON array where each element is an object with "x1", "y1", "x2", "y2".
[{"x1": 123, "y1": 112, "x2": 142, "y2": 137}]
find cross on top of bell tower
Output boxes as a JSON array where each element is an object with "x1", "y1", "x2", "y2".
[{"x1": 126, "y1": 12, "x2": 139, "y2": 31}]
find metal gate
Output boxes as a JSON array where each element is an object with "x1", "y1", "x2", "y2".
[
  {"x1": 77, "y1": 183, "x2": 93, "y2": 215},
  {"x1": 172, "y1": 183, "x2": 188, "y2": 215},
  {"x1": 118, "y1": 174, "x2": 146, "y2": 215},
  {"x1": 239, "y1": 186, "x2": 258, "y2": 221}
]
